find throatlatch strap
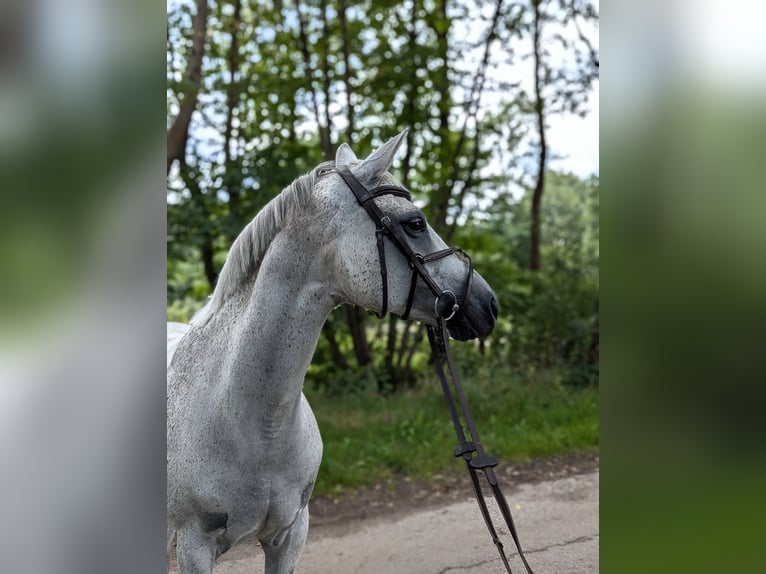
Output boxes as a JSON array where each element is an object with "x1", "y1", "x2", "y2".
[
  {"x1": 401, "y1": 267, "x2": 419, "y2": 321},
  {"x1": 375, "y1": 228, "x2": 389, "y2": 319},
  {"x1": 428, "y1": 319, "x2": 535, "y2": 574}
]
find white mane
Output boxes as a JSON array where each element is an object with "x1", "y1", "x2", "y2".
[{"x1": 191, "y1": 162, "x2": 334, "y2": 326}]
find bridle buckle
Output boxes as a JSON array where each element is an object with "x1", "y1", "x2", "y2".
[{"x1": 435, "y1": 290, "x2": 459, "y2": 321}]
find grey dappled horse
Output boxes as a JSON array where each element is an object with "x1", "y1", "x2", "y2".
[{"x1": 167, "y1": 131, "x2": 498, "y2": 573}]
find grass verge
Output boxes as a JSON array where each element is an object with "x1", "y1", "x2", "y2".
[{"x1": 305, "y1": 366, "x2": 599, "y2": 496}]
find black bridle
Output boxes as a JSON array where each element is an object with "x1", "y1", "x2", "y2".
[
  {"x1": 335, "y1": 165, "x2": 535, "y2": 574},
  {"x1": 336, "y1": 165, "x2": 472, "y2": 321}
]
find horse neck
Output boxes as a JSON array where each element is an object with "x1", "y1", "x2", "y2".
[{"x1": 211, "y1": 229, "x2": 336, "y2": 433}]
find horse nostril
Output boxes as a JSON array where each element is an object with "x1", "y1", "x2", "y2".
[{"x1": 489, "y1": 297, "x2": 499, "y2": 320}]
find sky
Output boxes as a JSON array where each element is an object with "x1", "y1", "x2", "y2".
[
  {"x1": 546, "y1": 84, "x2": 599, "y2": 177},
  {"x1": 545, "y1": 9, "x2": 599, "y2": 179},
  {"x1": 168, "y1": 0, "x2": 600, "y2": 186},
  {"x1": 453, "y1": 1, "x2": 599, "y2": 180}
]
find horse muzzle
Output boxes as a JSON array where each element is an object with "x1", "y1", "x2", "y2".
[{"x1": 446, "y1": 284, "x2": 498, "y2": 341}]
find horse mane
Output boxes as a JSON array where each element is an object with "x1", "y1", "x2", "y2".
[{"x1": 191, "y1": 162, "x2": 334, "y2": 326}]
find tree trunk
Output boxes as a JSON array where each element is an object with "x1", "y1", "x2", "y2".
[
  {"x1": 402, "y1": 324, "x2": 425, "y2": 385},
  {"x1": 429, "y1": 0, "x2": 452, "y2": 232},
  {"x1": 180, "y1": 164, "x2": 218, "y2": 290},
  {"x1": 319, "y1": 0, "x2": 334, "y2": 154},
  {"x1": 296, "y1": 0, "x2": 332, "y2": 159},
  {"x1": 323, "y1": 315, "x2": 350, "y2": 370},
  {"x1": 200, "y1": 240, "x2": 217, "y2": 291},
  {"x1": 384, "y1": 314, "x2": 399, "y2": 389},
  {"x1": 167, "y1": 0, "x2": 208, "y2": 175},
  {"x1": 529, "y1": 0, "x2": 547, "y2": 272},
  {"x1": 346, "y1": 306, "x2": 372, "y2": 368}
]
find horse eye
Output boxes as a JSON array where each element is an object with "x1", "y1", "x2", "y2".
[{"x1": 406, "y1": 218, "x2": 427, "y2": 233}]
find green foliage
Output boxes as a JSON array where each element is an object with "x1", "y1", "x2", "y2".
[
  {"x1": 306, "y1": 308, "x2": 433, "y2": 394},
  {"x1": 167, "y1": 297, "x2": 204, "y2": 324},
  {"x1": 169, "y1": 171, "x2": 601, "y2": 390},
  {"x1": 167, "y1": 0, "x2": 599, "y2": 392},
  {"x1": 307, "y1": 365, "x2": 598, "y2": 495},
  {"x1": 453, "y1": 172, "x2": 600, "y2": 387}
]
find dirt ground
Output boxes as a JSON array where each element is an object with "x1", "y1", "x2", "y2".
[
  {"x1": 308, "y1": 451, "x2": 599, "y2": 537},
  {"x1": 169, "y1": 451, "x2": 599, "y2": 572}
]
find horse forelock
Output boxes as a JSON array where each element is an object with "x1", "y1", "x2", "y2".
[{"x1": 191, "y1": 163, "x2": 333, "y2": 326}]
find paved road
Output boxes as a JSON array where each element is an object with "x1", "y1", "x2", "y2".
[{"x1": 172, "y1": 471, "x2": 599, "y2": 573}]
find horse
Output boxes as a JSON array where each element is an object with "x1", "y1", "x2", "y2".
[{"x1": 167, "y1": 130, "x2": 498, "y2": 573}]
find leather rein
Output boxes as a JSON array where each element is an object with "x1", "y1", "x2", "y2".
[{"x1": 334, "y1": 165, "x2": 535, "y2": 574}]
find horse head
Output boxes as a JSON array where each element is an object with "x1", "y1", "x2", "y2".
[{"x1": 314, "y1": 130, "x2": 498, "y2": 341}]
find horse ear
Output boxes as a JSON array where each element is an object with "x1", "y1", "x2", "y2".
[
  {"x1": 335, "y1": 143, "x2": 357, "y2": 166},
  {"x1": 354, "y1": 129, "x2": 408, "y2": 183}
]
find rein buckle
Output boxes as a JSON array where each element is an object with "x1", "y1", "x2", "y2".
[
  {"x1": 454, "y1": 441, "x2": 477, "y2": 459},
  {"x1": 469, "y1": 453, "x2": 499, "y2": 470}
]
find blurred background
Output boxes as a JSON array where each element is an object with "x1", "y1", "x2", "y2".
[
  {"x1": 601, "y1": 2, "x2": 765, "y2": 571},
  {"x1": 166, "y1": 0, "x2": 600, "y2": 497},
  {"x1": 1, "y1": 1, "x2": 166, "y2": 572}
]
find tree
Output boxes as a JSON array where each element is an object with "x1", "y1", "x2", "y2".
[
  {"x1": 166, "y1": 0, "x2": 599, "y2": 392},
  {"x1": 529, "y1": 0, "x2": 547, "y2": 271},
  {"x1": 496, "y1": 0, "x2": 598, "y2": 271},
  {"x1": 167, "y1": 0, "x2": 209, "y2": 176}
]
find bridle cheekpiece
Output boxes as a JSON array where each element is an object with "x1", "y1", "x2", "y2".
[{"x1": 335, "y1": 164, "x2": 473, "y2": 322}]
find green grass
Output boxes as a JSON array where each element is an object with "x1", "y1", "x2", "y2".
[{"x1": 305, "y1": 366, "x2": 599, "y2": 496}]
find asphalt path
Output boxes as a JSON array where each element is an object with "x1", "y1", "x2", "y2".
[{"x1": 170, "y1": 470, "x2": 598, "y2": 573}]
